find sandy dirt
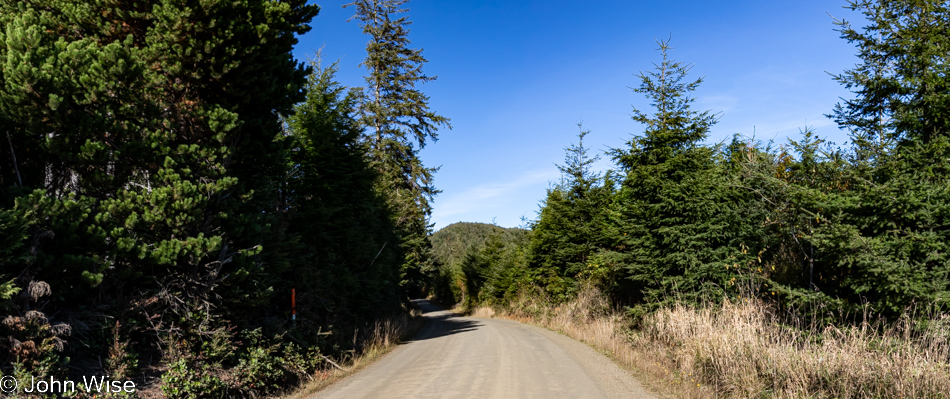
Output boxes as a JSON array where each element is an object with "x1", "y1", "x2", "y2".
[{"x1": 311, "y1": 300, "x2": 657, "y2": 399}]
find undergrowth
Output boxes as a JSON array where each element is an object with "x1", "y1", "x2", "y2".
[
  {"x1": 475, "y1": 286, "x2": 950, "y2": 398},
  {"x1": 279, "y1": 306, "x2": 424, "y2": 399}
]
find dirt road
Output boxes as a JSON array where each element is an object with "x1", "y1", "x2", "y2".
[{"x1": 312, "y1": 300, "x2": 656, "y2": 399}]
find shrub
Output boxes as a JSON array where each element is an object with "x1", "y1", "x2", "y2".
[{"x1": 160, "y1": 359, "x2": 225, "y2": 399}]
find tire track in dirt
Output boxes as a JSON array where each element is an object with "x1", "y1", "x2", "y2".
[{"x1": 311, "y1": 300, "x2": 657, "y2": 399}]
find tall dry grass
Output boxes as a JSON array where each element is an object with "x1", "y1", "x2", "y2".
[
  {"x1": 477, "y1": 286, "x2": 950, "y2": 398},
  {"x1": 475, "y1": 286, "x2": 709, "y2": 397},
  {"x1": 640, "y1": 299, "x2": 950, "y2": 398}
]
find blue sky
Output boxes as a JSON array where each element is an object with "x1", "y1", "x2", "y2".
[{"x1": 294, "y1": 0, "x2": 864, "y2": 231}]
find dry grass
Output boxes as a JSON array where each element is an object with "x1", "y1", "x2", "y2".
[
  {"x1": 469, "y1": 306, "x2": 495, "y2": 318},
  {"x1": 476, "y1": 286, "x2": 950, "y2": 398},
  {"x1": 640, "y1": 300, "x2": 950, "y2": 398},
  {"x1": 474, "y1": 287, "x2": 706, "y2": 398},
  {"x1": 280, "y1": 307, "x2": 423, "y2": 399}
]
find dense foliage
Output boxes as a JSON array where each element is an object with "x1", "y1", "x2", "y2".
[
  {"x1": 2, "y1": 0, "x2": 946, "y2": 395},
  {"x1": 0, "y1": 0, "x2": 446, "y2": 396},
  {"x1": 442, "y1": 0, "x2": 950, "y2": 326},
  {"x1": 283, "y1": 62, "x2": 404, "y2": 326},
  {"x1": 527, "y1": 126, "x2": 614, "y2": 301},
  {"x1": 429, "y1": 222, "x2": 528, "y2": 305}
]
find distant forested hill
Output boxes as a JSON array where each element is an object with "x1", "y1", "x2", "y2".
[
  {"x1": 430, "y1": 222, "x2": 527, "y2": 268},
  {"x1": 429, "y1": 223, "x2": 528, "y2": 303}
]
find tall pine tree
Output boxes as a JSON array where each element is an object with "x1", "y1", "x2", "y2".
[
  {"x1": 806, "y1": 0, "x2": 950, "y2": 315},
  {"x1": 831, "y1": 0, "x2": 950, "y2": 152},
  {"x1": 282, "y1": 61, "x2": 403, "y2": 322},
  {"x1": 346, "y1": 0, "x2": 450, "y2": 296},
  {"x1": 606, "y1": 40, "x2": 753, "y2": 309}
]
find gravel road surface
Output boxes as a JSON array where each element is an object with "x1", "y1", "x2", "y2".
[{"x1": 312, "y1": 300, "x2": 656, "y2": 399}]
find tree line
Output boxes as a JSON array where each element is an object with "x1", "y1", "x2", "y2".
[
  {"x1": 0, "y1": 0, "x2": 444, "y2": 397},
  {"x1": 437, "y1": 0, "x2": 950, "y2": 325}
]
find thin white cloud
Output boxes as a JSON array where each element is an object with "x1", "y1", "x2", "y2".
[
  {"x1": 433, "y1": 168, "x2": 558, "y2": 221},
  {"x1": 699, "y1": 94, "x2": 740, "y2": 113},
  {"x1": 753, "y1": 115, "x2": 837, "y2": 138},
  {"x1": 716, "y1": 112, "x2": 839, "y2": 141}
]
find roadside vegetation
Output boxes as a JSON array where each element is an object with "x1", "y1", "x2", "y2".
[
  {"x1": 434, "y1": 1, "x2": 950, "y2": 397},
  {"x1": 280, "y1": 306, "x2": 424, "y2": 399},
  {"x1": 3, "y1": 0, "x2": 948, "y2": 397},
  {"x1": 0, "y1": 0, "x2": 444, "y2": 397},
  {"x1": 473, "y1": 286, "x2": 950, "y2": 398}
]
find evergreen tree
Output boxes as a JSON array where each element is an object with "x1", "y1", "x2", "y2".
[
  {"x1": 459, "y1": 228, "x2": 529, "y2": 307},
  {"x1": 0, "y1": 0, "x2": 318, "y2": 384},
  {"x1": 346, "y1": 0, "x2": 450, "y2": 296},
  {"x1": 528, "y1": 125, "x2": 613, "y2": 299},
  {"x1": 0, "y1": 201, "x2": 29, "y2": 308},
  {"x1": 429, "y1": 222, "x2": 528, "y2": 303},
  {"x1": 283, "y1": 61, "x2": 402, "y2": 322},
  {"x1": 831, "y1": 0, "x2": 950, "y2": 152},
  {"x1": 606, "y1": 40, "x2": 752, "y2": 309},
  {"x1": 719, "y1": 130, "x2": 853, "y2": 314},
  {"x1": 808, "y1": 0, "x2": 950, "y2": 315}
]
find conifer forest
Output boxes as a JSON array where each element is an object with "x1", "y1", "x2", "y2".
[{"x1": 2, "y1": 0, "x2": 950, "y2": 397}]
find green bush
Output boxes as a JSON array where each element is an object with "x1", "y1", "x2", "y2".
[
  {"x1": 160, "y1": 359, "x2": 225, "y2": 399},
  {"x1": 231, "y1": 329, "x2": 292, "y2": 396}
]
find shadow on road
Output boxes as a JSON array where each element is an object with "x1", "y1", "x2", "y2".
[{"x1": 404, "y1": 299, "x2": 481, "y2": 342}]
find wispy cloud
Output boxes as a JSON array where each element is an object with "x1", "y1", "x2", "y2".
[
  {"x1": 753, "y1": 115, "x2": 836, "y2": 136},
  {"x1": 432, "y1": 169, "x2": 558, "y2": 223},
  {"x1": 699, "y1": 94, "x2": 740, "y2": 113}
]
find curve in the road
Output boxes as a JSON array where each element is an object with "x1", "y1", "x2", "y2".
[{"x1": 312, "y1": 300, "x2": 657, "y2": 399}]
